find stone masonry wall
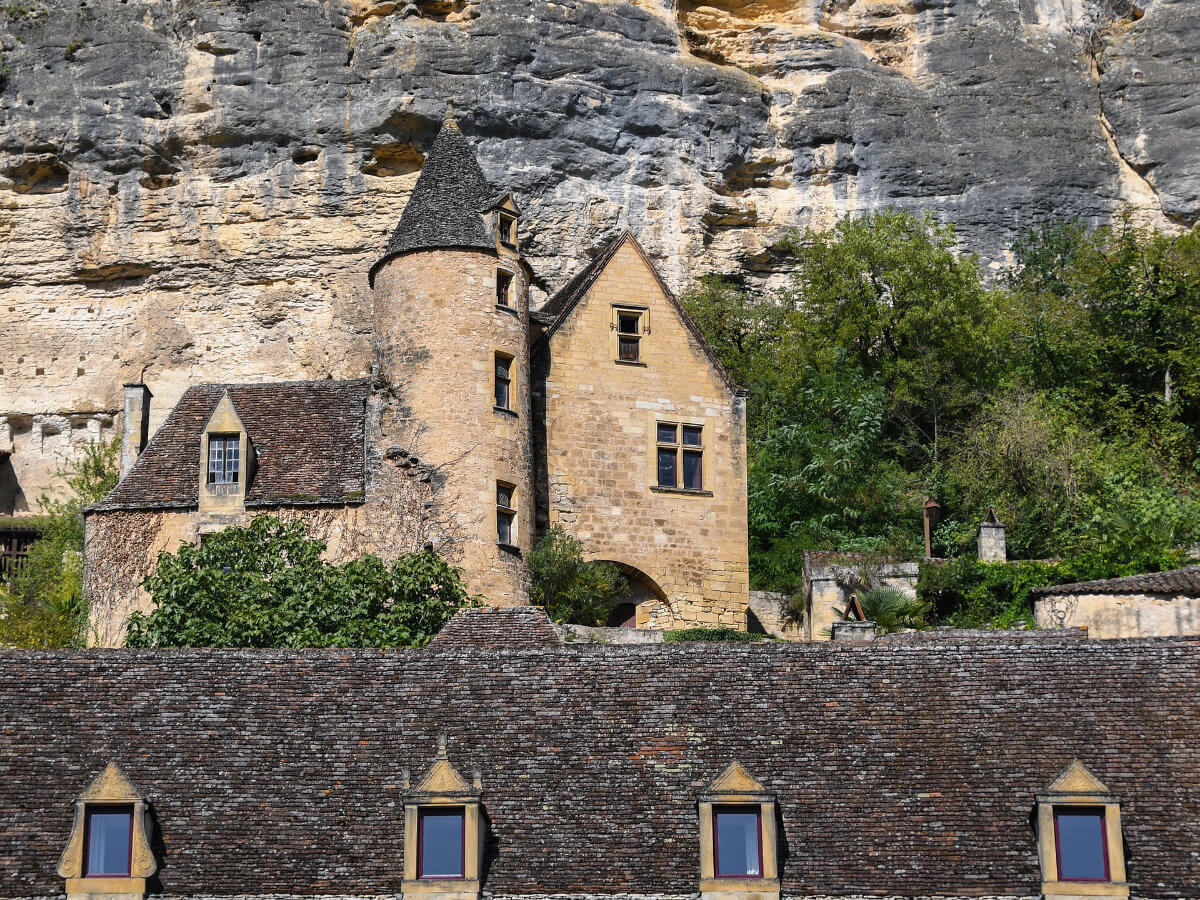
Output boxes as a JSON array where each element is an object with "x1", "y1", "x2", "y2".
[
  {"x1": 372, "y1": 248, "x2": 533, "y2": 604},
  {"x1": 1034, "y1": 591, "x2": 1200, "y2": 639},
  {"x1": 542, "y1": 241, "x2": 749, "y2": 628}
]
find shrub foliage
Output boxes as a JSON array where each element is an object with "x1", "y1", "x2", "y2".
[{"x1": 527, "y1": 526, "x2": 628, "y2": 626}]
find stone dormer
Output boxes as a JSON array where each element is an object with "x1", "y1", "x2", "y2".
[{"x1": 198, "y1": 390, "x2": 254, "y2": 515}]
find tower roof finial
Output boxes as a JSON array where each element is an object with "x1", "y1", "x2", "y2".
[{"x1": 444, "y1": 101, "x2": 456, "y2": 124}]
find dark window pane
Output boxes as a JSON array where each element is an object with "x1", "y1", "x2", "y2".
[
  {"x1": 683, "y1": 450, "x2": 703, "y2": 490},
  {"x1": 497, "y1": 484, "x2": 514, "y2": 509},
  {"x1": 657, "y1": 448, "x2": 676, "y2": 487},
  {"x1": 419, "y1": 808, "x2": 464, "y2": 878},
  {"x1": 618, "y1": 313, "x2": 639, "y2": 334},
  {"x1": 657, "y1": 423, "x2": 677, "y2": 445},
  {"x1": 715, "y1": 808, "x2": 761, "y2": 877},
  {"x1": 496, "y1": 271, "x2": 512, "y2": 306},
  {"x1": 682, "y1": 425, "x2": 703, "y2": 446},
  {"x1": 85, "y1": 808, "x2": 132, "y2": 877},
  {"x1": 499, "y1": 214, "x2": 517, "y2": 248},
  {"x1": 497, "y1": 510, "x2": 514, "y2": 545},
  {"x1": 1056, "y1": 809, "x2": 1108, "y2": 881},
  {"x1": 618, "y1": 336, "x2": 639, "y2": 361},
  {"x1": 495, "y1": 379, "x2": 510, "y2": 409},
  {"x1": 495, "y1": 356, "x2": 511, "y2": 379}
]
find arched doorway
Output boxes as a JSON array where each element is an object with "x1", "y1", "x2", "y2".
[{"x1": 599, "y1": 562, "x2": 667, "y2": 628}]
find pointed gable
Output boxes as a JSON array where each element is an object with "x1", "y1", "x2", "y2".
[
  {"x1": 708, "y1": 761, "x2": 765, "y2": 795},
  {"x1": 78, "y1": 761, "x2": 144, "y2": 802},
  {"x1": 1044, "y1": 760, "x2": 1113, "y2": 797},
  {"x1": 539, "y1": 231, "x2": 741, "y2": 396},
  {"x1": 203, "y1": 390, "x2": 248, "y2": 441},
  {"x1": 369, "y1": 114, "x2": 501, "y2": 285}
]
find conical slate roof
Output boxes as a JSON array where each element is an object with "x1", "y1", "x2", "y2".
[{"x1": 370, "y1": 117, "x2": 499, "y2": 282}]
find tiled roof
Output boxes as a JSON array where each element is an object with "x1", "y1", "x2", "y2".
[
  {"x1": 535, "y1": 230, "x2": 627, "y2": 325},
  {"x1": 3, "y1": 629, "x2": 1200, "y2": 896},
  {"x1": 427, "y1": 605, "x2": 564, "y2": 650},
  {"x1": 369, "y1": 118, "x2": 498, "y2": 285},
  {"x1": 90, "y1": 379, "x2": 369, "y2": 511},
  {"x1": 1032, "y1": 565, "x2": 1200, "y2": 597}
]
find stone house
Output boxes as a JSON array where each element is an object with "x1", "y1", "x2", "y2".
[
  {"x1": 4, "y1": 606, "x2": 1199, "y2": 900},
  {"x1": 83, "y1": 115, "x2": 749, "y2": 645},
  {"x1": 1033, "y1": 565, "x2": 1200, "y2": 639}
]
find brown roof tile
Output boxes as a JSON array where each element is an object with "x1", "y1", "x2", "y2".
[
  {"x1": 1032, "y1": 565, "x2": 1200, "y2": 597},
  {"x1": 90, "y1": 379, "x2": 370, "y2": 511}
]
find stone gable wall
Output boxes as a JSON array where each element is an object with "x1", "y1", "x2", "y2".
[{"x1": 541, "y1": 241, "x2": 749, "y2": 628}]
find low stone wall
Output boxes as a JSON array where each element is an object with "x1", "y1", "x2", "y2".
[{"x1": 1035, "y1": 591, "x2": 1200, "y2": 639}]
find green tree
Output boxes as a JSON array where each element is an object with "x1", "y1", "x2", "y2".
[
  {"x1": 527, "y1": 526, "x2": 628, "y2": 626},
  {"x1": 4, "y1": 439, "x2": 119, "y2": 647},
  {"x1": 856, "y1": 586, "x2": 931, "y2": 634},
  {"x1": 125, "y1": 516, "x2": 471, "y2": 648}
]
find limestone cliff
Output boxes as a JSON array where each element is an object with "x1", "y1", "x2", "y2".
[{"x1": 0, "y1": 0, "x2": 1196, "y2": 510}]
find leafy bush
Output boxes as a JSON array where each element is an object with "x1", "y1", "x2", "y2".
[
  {"x1": 5, "y1": 439, "x2": 118, "y2": 647},
  {"x1": 856, "y1": 586, "x2": 931, "y2": 633},
  {"x1": 527, "y1": 526, "x2": 628, "y2": 625},
  {"x1": 125, "y1": 516, "x2": 471, "y2": 648},
  {"x1": 663, "y1": 627, "x2": 766, "y2": 642},
  {"x1": 0, "y1": 582, "x2": 82, "y2": 648}
]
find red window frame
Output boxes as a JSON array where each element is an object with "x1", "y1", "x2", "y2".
[
  {"x1": 82, "y1": 804, "x2": 135, "y2": 877},
  {"x1": 713, "y1": 805, "x2": 763, "y2": 879},
  {"x1": 417, "y1": 806, "x2": 466, "y2": 880},
  {"x1": 1053, "y1": 806, "x2": 1110, "y2": 883}
]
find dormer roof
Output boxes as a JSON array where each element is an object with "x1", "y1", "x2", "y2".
[{"x1": 369, "y1": 116, "x2": 502, "y2": 285}]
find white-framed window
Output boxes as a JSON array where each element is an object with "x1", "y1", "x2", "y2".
[{"x1": 206, "y1": 434, "x2": 240, "y2": 484}]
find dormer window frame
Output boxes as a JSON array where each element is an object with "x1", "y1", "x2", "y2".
[
  {"x1": 206, "y1": 433, "x2": 241, "y2": 485},
  {"x1": 57, "y1": 762, "x2": 157, "y2": 900},
  {"x1": 697, "y1": 762, "x2": 780, "y2": 900},
  {"x1": 198, "y1": 391, "x2": 254, "y2": 514},
  {"x1": 1035, "y1": 761, "x2": 1129, "y2": 899},
  {"x1": 402, "y1": 744, "x2": 485, "y2": 900},
  {"x1": 497, "y1": 211, "x2": 518, "y2": 250}
]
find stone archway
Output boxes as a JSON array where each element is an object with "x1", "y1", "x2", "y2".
[{"x1": 599, "y1": 562, "x2": 668, "y2": 628}]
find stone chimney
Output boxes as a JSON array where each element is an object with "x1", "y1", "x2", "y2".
[
  {"x1": 977, "y1": 507, "x2": 1007, "y2": 562},
  {"x1": 120, "y1": 383, "x2": 152, "y2": 478}
]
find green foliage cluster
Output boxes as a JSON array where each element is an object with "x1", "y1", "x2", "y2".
[
  {"x1": 663, "y1": 627, "x2": 766, "y2": 642},
  {"x1": 683, "y1": 211, "x2": 1200, "y2": 623},
  {"x1": 527, "y1": 525, "x2": 628, "y2": 626},
  {"x1": 1, "y1": 440, "x2": 118, "y2": 648},
  {"x1": 855, "y1": 586, "x2": 932, "y2": 634},
  {"x1": 125, "y1": 516, "x2": 471, "y2": 648}
]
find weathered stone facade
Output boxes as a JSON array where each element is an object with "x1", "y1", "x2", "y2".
[
  {"x1": 1033, "y1": 566, "x2": 1200, "y2": 639},
  {"x1": 538, "y1": 236, "x2": 749, "y2": 629}
]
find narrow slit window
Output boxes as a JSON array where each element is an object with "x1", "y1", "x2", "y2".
[
  {"x1": 494, "y1": 354, "x2": 513, "y2": 411},
  {"x1": 83, "y1": 806, "x2": 133, "y2": 878},
  {"x1": 1054, "y1": 808, "x2": 1109, "y2": 882},
  {"x1": 496, "y1": 270, "x2": 513, "y2": 308},
  {"x1": 497, "y1": 482, "x2": 516, "y2": 546},
  {"x1": 714, "y1": 806, "x2": 762, "y2": 878},
  {"x1": 617, "y1": 311, "x2": 642, "y2": 362},
  {"x1": 417, "y1": 807, "x2": 466, "y2": 879},
  {"x1": 206, "y1": 435, "x2": 240, "y2": 485}
]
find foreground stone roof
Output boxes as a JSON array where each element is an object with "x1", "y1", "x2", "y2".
[
  {"x1": 2, "y1": 621, "x2": 1199, "y2": 897},
  {"x1": 1032, "y1": 564, "x2": 1200, "y2": 597},
  {"x1": 91, "y1": 379, "x2": 370, "y2": 511}
]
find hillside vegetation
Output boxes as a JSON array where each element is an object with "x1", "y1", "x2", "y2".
[{"x1": 683, "y1": 212, "x2": 1200, "y2": 622}]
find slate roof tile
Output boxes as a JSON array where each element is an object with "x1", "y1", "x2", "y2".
[
  {"x1": 1032, "y1": 565, "x2": 1200, "y2": 597},
  {"x1": 2, "y1": 628, "x2": 1199, "y2": 896},
  {"x1": 91, "y1": 379, "x2": 370, "y2": 511}
]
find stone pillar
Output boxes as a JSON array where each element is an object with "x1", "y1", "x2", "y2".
[
  {"x1": 978, "y1": 506, "x2": 1007, "y2": 562},
  {"x1": 120, "y1": 384, "x2": 152, "y2": 478}
]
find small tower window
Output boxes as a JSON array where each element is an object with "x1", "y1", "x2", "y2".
[
  {"x1": 494, "y1": 354, "x2": 513, "y2": 411},
  {"x1": 497, "y1": 482, "x2": 516, "y2": 547},
  {"x1": 84, "y1": 806, "x2": 134, "y2": 877},
  {"x1": 498, "y1": 212, "x2": 517, "y2": 249},
  {"x1": 206, "y1": 434, "x2": 240, "y2": 484},
  {"x1": 496, "y1": 270, "x2": 513, "y2": 308}
]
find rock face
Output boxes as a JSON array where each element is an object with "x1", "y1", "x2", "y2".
[{"x1": 0, "y1": 0, "x2": 1197, "y2": 510}]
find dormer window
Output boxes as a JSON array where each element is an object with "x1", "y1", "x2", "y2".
[
  {"x1": 403, "y1": 740, "x2": 485, "y2": 900},
  {"x1": 206, "y1": 434, "x2": 240, "y2": 485},
  {"x1": 498, "y1": 212, "x2": 517, "y2": 249},
  {"x1": 1035, "y1": 761, "x2": 1129, "y2": 898},
  {"x1": 698, "y1": 762, "x2": 779, "y2": 899},
  {"x1": 58, "y1": 762, "x2": 156, "y2": 900}
]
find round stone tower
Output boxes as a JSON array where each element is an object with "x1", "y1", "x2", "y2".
[{"x1": 368, "y1": 114, "x2": 533, "y2": 604}]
